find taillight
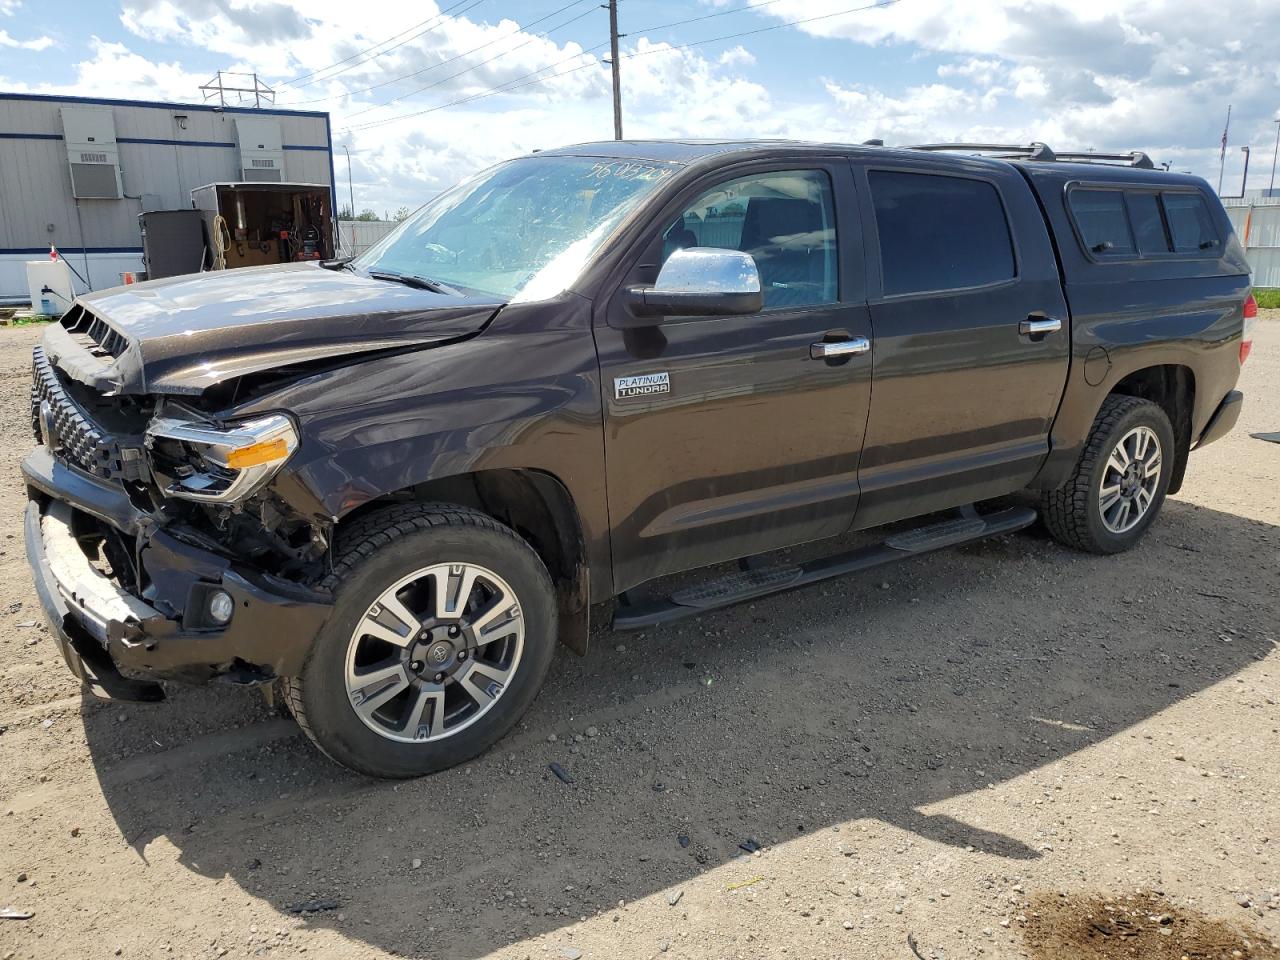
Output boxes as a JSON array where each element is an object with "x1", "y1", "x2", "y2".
[{"x1": 1241, "y1": 293, "x2": 1257, "y2": 364}]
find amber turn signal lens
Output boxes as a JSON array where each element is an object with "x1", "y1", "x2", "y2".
[{"x1": 225, "y1": 438, "x2": 290, "y2": 469}]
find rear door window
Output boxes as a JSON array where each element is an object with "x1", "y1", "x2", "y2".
[
  {"x1": 868, "y1": 170, "x2": 1015, "y2": 296},
  {"x1": 1163, "y1": 192, "x2": 1220, "y2": 254},
  {"x1": 1068, "y1": 189, "x2": 1135, "y2": 256}
]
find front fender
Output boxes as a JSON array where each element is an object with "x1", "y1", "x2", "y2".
[{"x1": 236, "y1": 295, "x2": 612, "y2": 589}]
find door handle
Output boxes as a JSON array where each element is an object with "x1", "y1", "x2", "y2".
[
  {"x1": 1019, "y1": 317, "x2": 1062, "y2": 336},
  {"x1": 810, "y1": 337, "x2": 871, "y2": 360}
]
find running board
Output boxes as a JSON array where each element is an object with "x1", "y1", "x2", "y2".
[{"x1": 611, "y1": 505, "x2": 1037, "y2": 631}]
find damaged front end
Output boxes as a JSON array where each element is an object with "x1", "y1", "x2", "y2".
[{"x1": 25, "y1": 326, "x2": 335, "y2": 700}]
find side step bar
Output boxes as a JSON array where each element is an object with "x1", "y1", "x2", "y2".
[{"x1": 611, "y1": 505, "x2": 1037, "y2": 631}]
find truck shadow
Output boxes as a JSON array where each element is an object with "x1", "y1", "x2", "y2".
[{"x1": 81, "y1": 498, "x2": 1277, "y2": 959}]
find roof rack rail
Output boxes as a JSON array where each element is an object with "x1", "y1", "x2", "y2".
[
  {"x1": 909, "y1": 142, "x2": 1058, "y2": 161},
  {"x1": 906, "y1": 142, "x2": 1157, "y2": 170},
  {"x1": 1052, "y1": 150, "x2": 1156, "y2": 170}
]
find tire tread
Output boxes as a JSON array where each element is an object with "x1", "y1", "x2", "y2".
[
  {"x1": 1040, "y1": 394, "x2": 1164, "y2": 553},
  {"x1": 282, "y1": 502, "x2": 539, "y2": 774}
]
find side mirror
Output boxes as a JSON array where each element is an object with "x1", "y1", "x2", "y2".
[{"x1": 623, "y1": 247, "x2": 763, "y2": 320}]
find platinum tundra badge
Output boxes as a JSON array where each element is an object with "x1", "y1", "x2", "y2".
[{"x1": 614, "y1": 372, "x2": 670, "y2": 400}]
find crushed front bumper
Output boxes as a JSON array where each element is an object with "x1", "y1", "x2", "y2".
[{"x1": 23, "y1": 446, "x2": 332, "y2": 701}]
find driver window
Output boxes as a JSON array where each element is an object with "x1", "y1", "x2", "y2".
[{"x1": 660, "y1": 169, "x2": 838, "y2": 309}]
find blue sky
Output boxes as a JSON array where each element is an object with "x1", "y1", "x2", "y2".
[{"x1": 2, "y1": 0, "x2": 1277, "y2": 212}]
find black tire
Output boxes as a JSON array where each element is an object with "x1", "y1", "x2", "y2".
[
  {"x1": 1040, "y1": 395, "x2": 1175, "y2": 554},
  {"x1": 283, "y1": 503, "x2": 557, "y2": 779}
]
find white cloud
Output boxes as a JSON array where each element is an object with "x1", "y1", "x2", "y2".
[
  {"x1": 0, "y1": 37, "x2": 208, "y2": 101},
  {"x1": 823, "y1": 80, "x2": 1019, "y2": 145},
  {"x1": 121, "y1": 0, "x2": 607, "y2": 108},
  {"x1": 1008, "y1": 64, "x2": 1048, "y2": 102},
  {"x1": 121, "y1": 0, "x2": 310, "y2": 57},
  {"x1": 937, "y1": 58, "x2": 1002, "y2": 87},
  {"x1": 0, "y1": 28, "x2": 51, "y2": 50},
  {"x1": 0, "y1": 0, "x2": 19, "y2": 15},
  {"x1": 7, "y1": 0, "x2": 1280, "y2": 206},
  {"x1": 752, "y1": 0, "x2": 1280, "y2": 181},
  {"x1": 718, "y1": 45, "x2": 756, "y2": 68}
]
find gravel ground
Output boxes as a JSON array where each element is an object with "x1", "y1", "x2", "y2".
[{"x1": 1, "y1": 316, "x2": 1278, "y2": 960}]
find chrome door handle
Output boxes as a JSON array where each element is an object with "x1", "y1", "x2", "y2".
[
  {"x1": 1019, "y1": 317, "x2": 1062, "y2": 336},
  {"x1": 810, "y1": 337, "x2": 870, "y2": 360}
]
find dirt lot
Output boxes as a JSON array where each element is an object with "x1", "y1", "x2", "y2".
[{"x1": 1, "y1": 318, "x2": 1278, "y2": 960}]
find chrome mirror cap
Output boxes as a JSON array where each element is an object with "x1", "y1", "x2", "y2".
[{"x1": 653, "y1": 247, "x2": 762, "y2": 296}]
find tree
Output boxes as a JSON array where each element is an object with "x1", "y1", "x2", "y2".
[
  {"x1": 393, "y1": 206, "x2": 411, "y2": 222},
  {"x1": 355, "y1": 209, "x2": 380, "y2": 222}
]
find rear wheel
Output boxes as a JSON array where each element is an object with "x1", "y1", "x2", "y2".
[
  {"x1": 1041, "y1": 395, "x2": 1175, "y2": 554},
  {"x1": 284, "y1": 503, "x2": 557, "y2": 779}
]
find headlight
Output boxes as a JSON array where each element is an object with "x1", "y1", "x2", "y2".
[{"x1": 145, "y1": 413, "x2": 298, "y2": 504}]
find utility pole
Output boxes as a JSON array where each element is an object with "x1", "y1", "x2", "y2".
[
  {"x1": 343, "y1": 145, "x2": 356, "y2": 218},
  {"x1": 1238, "y1": 145, "x2": 1251, "y2": 199},
  {"x1": 604, "y1": 0, "x2": 623, "y2": 140},
  {"x1": 1270, "y1": 118, "x2": 1280, "y2": 197}
]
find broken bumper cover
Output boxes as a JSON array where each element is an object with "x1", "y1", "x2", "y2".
[{"x1": 23, "y1": 446, "x2": 332, "y2": 699}]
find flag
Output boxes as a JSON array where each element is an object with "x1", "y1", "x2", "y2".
[{"x1": 1220, "y1": 104, "x2": 1231, "y2": 163}]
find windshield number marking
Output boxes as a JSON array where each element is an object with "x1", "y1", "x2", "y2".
[{"x1": 586, "y1": 162, "x2": 673, "y2": 183}]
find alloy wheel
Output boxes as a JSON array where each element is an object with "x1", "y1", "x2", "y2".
[
  {"x1": 343, "y1": 562, "x2": 524, "y2": 744},
  {"x1": 1098, "y1": 425, "x2": 1162, "y2": 535}
]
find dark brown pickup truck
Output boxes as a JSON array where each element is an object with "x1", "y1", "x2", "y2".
[{"x1": 24, "y1": 139, "x2": 1253, "y2": 777}]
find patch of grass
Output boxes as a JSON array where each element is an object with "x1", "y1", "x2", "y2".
[{"x1": 1254, "y1": 288, "x2": 1280, "y2": 310}]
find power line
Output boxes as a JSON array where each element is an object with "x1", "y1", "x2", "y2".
[
  {"x1": 279, "y1": 0, "x2": 483, "y2": 88},
  {"x1": 637, "y1": 0, "x2": 904, "y2": 61},
  {"x1": 342, "y1": 42, "x2": 609, "y2": 131},
  {"x1": 291, "y1": 0, "x2": 796, "y2": 114},
  {"x1": 341, "y1": 58, "x2": 598, "y2": 132},
  {"x1": 285, "y1": 0, "x2": 598, "y2": 107},
  {"x1": 294, "y1": 0, "x2": 488, "y2": 89},
  {"x1": 629, "y1": 0, "x2": 789, "y2": 36},
  {"x1": 340, "y1": 0, "x2": 905, "y2": 134},
  {"x1": 340, "y1": 2, "x2": 601, "y2": 120}
]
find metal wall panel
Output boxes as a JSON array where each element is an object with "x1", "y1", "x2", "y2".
[
  {"x1": 337, "y1": 219, "x2": 398, "y2": 255},
  {"x1": 1225, "y1": 201, "x2": 1280, "y2": 288},
  {"x1": 0, "y1": 94, "x2": 333, "y2": 296}
]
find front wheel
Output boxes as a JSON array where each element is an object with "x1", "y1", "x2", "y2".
[
  {"x1": 284, "y1": 504, "x2": 557, "y2": 779},
  {"x1": 1041, "y1": 395, "x2": 1175, "y2": 554}
]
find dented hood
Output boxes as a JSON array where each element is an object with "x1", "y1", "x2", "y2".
[{"x1": 47, "y1": 262, "x2": 504, "y2": 395}]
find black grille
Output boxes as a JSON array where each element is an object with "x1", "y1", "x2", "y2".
[
  {"x1": 61, "y1": 305, "x2": 129, "y2": 362},
  {"x1": 31, "y1": 345, "x2": 147, "y2": 482}
]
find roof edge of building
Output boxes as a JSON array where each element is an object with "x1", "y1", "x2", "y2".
[{"x1": 0, "y1": 91, "x2": 329, "y2": 120}]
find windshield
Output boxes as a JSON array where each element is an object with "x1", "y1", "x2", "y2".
[{"x1": 354, "y1": 155, "x2": 679, "y2": 301}]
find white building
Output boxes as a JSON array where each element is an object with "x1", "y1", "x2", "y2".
[{"x1": 0, "y1": 92, "x2": 334, "y2": 301}]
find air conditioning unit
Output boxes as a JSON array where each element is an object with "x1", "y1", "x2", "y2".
[
  {"x1": 234, "y1": 117, "x2": 285, "y2": 182},
  {"x1": 60, "y1": 106, "x2": 123, "y2": 200}
]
